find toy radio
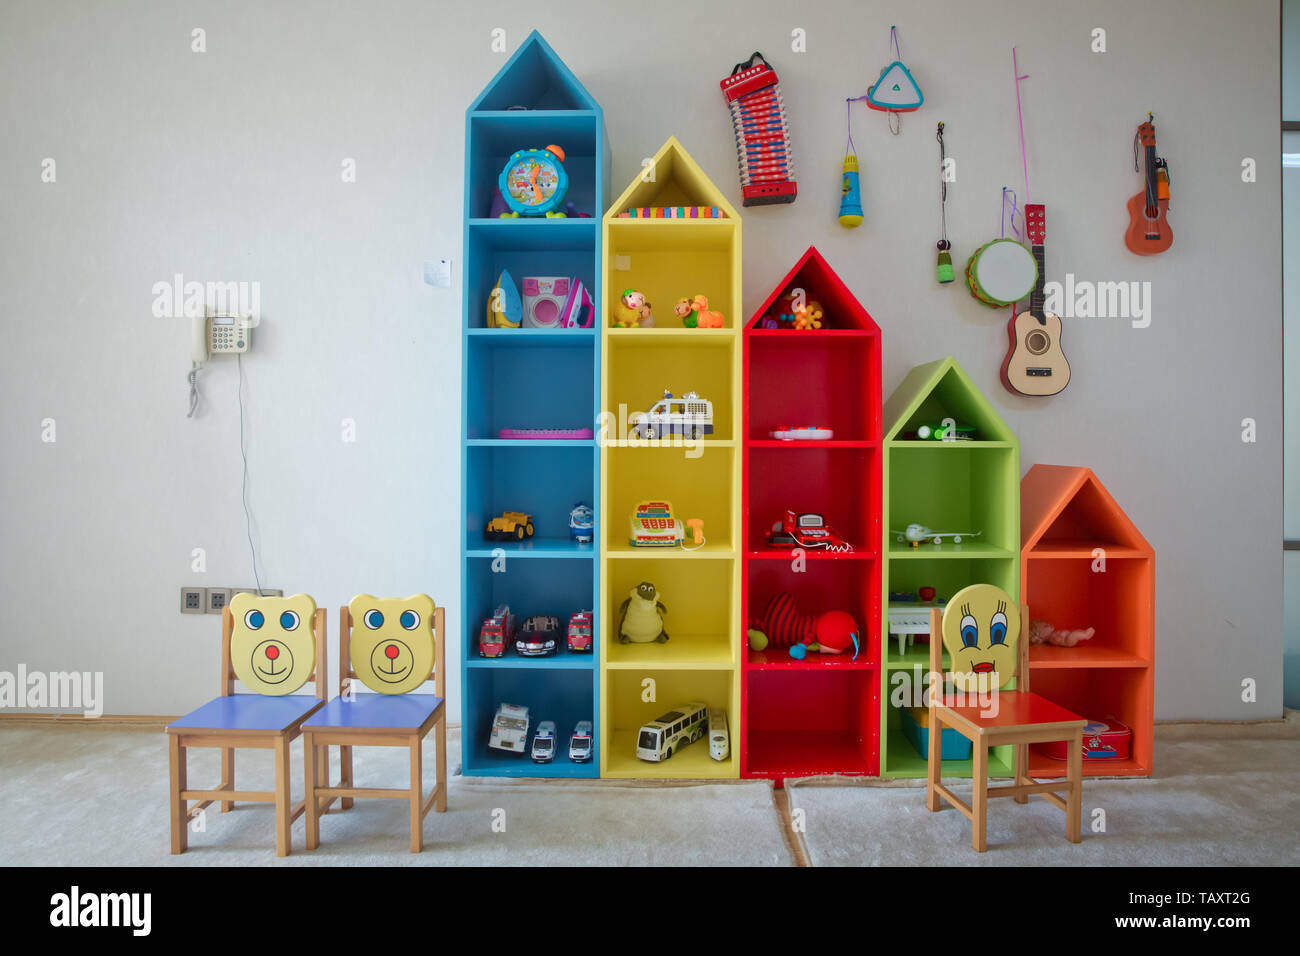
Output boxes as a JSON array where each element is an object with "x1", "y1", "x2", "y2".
[
  {"x1": 629, "y1": 501, "x2": 705, "y2": 549},
  {"x1": 521, "y1": 276, "x2": 593, "y2": 329}
]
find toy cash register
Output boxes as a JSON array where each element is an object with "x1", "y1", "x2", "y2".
[{"x1": 629, "y1": 501, "x2": 705, "y2": 549}]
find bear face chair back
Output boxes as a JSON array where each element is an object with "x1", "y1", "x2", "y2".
[
  {"x1": 300, "y1": 594, "x2": 447, "y2": 853},
  {"x1": 166, "y1": 593, "x2": 328, "y2": 857},
  {"x1": 925, "y1": 583, "x2": 1086, "y2": 852}
]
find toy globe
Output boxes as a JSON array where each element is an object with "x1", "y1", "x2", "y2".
[{"x1": 499, "y1": 145, "x2": 569, "y2": 217}]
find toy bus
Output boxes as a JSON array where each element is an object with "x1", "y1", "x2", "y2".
[
  {"x1": 635, "y1": 701, "x2": 708, "y2": 762},
  {"x1": 488, "y1": 702, "x2": 530, "y2": 754}
]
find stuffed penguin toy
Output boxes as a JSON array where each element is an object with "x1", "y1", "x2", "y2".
[{"x1": 618, "y1": 581, "x2": 668, "y2": 643}]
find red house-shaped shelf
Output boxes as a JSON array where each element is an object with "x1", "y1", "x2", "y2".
[
  {"x1": 741, "y1": 246, "x2": 882, "y2": 781},
  {"x1": 1020, "y1": 464, "x2": 1155, "y2": 777}
]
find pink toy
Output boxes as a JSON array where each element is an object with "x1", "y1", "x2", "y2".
[{"x1": 1029, "y1": 619, "x2": 1095, "y2": 647}]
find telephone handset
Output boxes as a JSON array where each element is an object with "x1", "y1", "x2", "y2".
[{"x1": 191, "y1": 313, "x2": 253, "y2": 364}]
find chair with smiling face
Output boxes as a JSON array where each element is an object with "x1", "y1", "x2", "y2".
[
  {"x1": 166, "y1": 593, "x2": 329, "y2": 857},
  {"x1": 301, "y1": 594, "x2": 447, "y2": 853},
  {"x1": 925, "y1": 583, "x2": 1087, "y2": 852}
]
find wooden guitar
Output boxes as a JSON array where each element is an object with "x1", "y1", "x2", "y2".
[
  {"x1": 1124, "y1": 114, "x2": 1172, "y2": 255},
  {"x1": 1001, "y1": 204, "x2": 1071, "y2": 396}
]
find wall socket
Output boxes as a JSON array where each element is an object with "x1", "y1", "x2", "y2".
[
  {"x1": 180, "y1": 587, "x2": 206, "y2": 614},
  {"x1": 206, "y1": 588, "x2": 232, "y2": 614}
]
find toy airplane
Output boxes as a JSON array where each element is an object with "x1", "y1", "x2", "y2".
[{"x1": 892, "y1": 523, "x2": 981, "y2": 548}]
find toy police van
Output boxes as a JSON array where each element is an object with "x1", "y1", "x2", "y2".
[{"x1": 630, "y1": 391, "x2": 714, "y2": 440}]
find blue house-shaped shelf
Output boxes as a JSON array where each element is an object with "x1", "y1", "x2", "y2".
[{"x1": 461, "y1": 31, "x2": 609, "y2": 777}]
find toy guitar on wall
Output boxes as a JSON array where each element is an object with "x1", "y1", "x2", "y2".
[
  {"x1": 1001, "y1": 203, "x2": 1071, "y2": 396},
  {"x1": 1124, "y1": 113, "x2": 1172, "y2": 255}
]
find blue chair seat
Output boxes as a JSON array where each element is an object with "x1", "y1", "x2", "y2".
[
  {"x1": 168, "y1": 694, "x2": 323, "y2": 733},
  {"x1": 303, "y1": 694, "x2": 444, "y2": 733}
]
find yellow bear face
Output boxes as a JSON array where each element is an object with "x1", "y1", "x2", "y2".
[
  {"x1": 349, "y1": 594, "x2": 436, "y2": 695},
  {"x1": 942, "y1": 584, "x2": 1019, "y2": 693},
  {"x1": 229, "y1": 592, "x2": 317, "y2": 696}
]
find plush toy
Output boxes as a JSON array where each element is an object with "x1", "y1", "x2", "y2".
[
  {"x1": 1028, "y1": 619, "x2": 1095, "y2": 647},
  {"x1": 618, "y1": 581, "x2": 668, "y2": 643},
  {"x1": 612, "y1": 289, "x2": 655, "y2": 328},
  {"x1": 748, "y1": 591, "x2": 859, "y2": 661}
]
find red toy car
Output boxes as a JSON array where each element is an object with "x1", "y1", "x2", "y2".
[
  {"x1": 479, "y1": 605, "x2": 516, "y2": 658},
  {"x1": 566, "y1": 610, "x2": 593, "y2": 652}
]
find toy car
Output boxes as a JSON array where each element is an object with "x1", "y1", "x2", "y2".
[
  {"x1": 530, "y1": 720, "x2": 557, "y2": 763},
  {"x1": 630, "y1": 390, "x2": 714, "y2": 440},
  {"x1": 569, "y1": 720, "x2": 593, "y2": 762},
  {"x1": 478, "y1": 604, "x2": 516, "y2": 658},
  {"x1": 516, "y1": 614, "x2": 560, "y2": 656},
  {"x1": 765, "y1": 510, "x2": 854, "y2": 552},
  {"x1": 708, "y1": 709, "x2": 730, "y2": 761},
  {"x1": 489, "y1": 702, "x2": 530, "y2": 754},
  {"x1": 569, "y1": 502, "x2": 593, "y2": 543},
  {"x1": 566, "y1": 610, "x2": 593, "y2": 652},
  {"x1": 485, "y1": 511, "x2": 534, "y2": 541}
]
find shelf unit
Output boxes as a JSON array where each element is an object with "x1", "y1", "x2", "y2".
[
  {"x1": 741, "y1": 247, "x2": 882, "y2": 780},
  {"x1": 460, "y1": 32, "x2": 608, "y2": 778},
  {"x1": 1020, "y1": 464, "x2": 1155, "y2": 777},
  {"x1": 879, "y1": 358, "x2": 1020, "y2": 778},
  {"x1": 599, "y1": 138, "x2": 742, "y2": 779}
]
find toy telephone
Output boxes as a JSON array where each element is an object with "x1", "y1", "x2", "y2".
[
  {"x1": 191, "y1": 312, "x2": 253, "y2": 363},
  {"x1": 629, "y1": 501, "x2": 705, "y2": 549}
]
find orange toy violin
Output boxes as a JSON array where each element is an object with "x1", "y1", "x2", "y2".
[{"x1": 1124, "y1": 112, "x2": 1172, "y2": 255}]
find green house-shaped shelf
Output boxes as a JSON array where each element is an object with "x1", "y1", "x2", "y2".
[
  {"x1": 460, "y1": 31, "x2": 607, "y2": 779},
  {"x1": 880, "y1": 357, "x2": 1020, "y2": 778},
  {"x1": 1020, "y1": 465, "x2": 1154, "y2": 777}
]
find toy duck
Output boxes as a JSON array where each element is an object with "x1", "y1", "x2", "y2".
[{"x1": 612, "y1": 289, "x2": 655, "y2": 328}]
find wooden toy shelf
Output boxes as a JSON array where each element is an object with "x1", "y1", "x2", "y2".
[
  {"x1": 460, "y1": 32, "x2": 608, "y2": 779},
  {"x1": 741, "y1": 247, "x2": 883, "y2": 781},
  {"x1": 1020, "y1": 465, "x2": 1155, "y2": 777},
  {"x1": 879, "y1": 358, "x2": 1020, "y2": 778},
  {"x1": 598, "y1": 138, "x2": 742, "y2": 779}
]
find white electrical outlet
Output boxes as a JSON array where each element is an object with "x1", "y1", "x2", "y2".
[
  {"x1": 181, "y1": 587, "x2": 207, "y2": 614},
  {"x1": 206, "y1": 587, "x2": 232, "y2": 614}
]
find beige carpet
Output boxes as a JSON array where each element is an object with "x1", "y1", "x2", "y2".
[
  {"x1": 788, "y1": 735, "x2": 1300, "y2": 866},
  {"x1": 0, "y1": 723, "x2": 791, "y2": 866}
]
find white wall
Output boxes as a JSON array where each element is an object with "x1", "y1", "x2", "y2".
[{"x1": 0, "y1": 0, "x2": 1283, "y2": 719}]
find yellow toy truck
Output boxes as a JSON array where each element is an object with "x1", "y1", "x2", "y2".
[{"x1": 485, "y1": 511, "x2": 535, "y2": 541}]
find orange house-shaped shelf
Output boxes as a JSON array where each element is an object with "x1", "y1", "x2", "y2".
[{"x1": 1020, "y1": 464, "x2": 1155, "y2": 777}]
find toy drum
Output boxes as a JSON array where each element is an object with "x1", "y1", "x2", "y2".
[{"x1": 965, "y1": 237, "x2": 1037, "y2": 307}]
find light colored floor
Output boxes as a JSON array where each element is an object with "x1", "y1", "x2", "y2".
[{"x1": 0, "y1": 715, "x2": 1295, "y2": 865}]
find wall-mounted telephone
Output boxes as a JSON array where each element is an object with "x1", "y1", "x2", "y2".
[
  {"x1": 188, "y1": 311, "x2": 255, "y2": 418},
  {"x1": 191, "y1": 313, "x2": 253, "y2": 364}
]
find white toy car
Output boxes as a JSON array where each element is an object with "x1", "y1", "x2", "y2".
[
  {"x1": 531, "y1": 720, "x2": 557, "y2": 763},
  {"x1": 630, "y1": 390, "x2": 714, "y2": 440},
  {"x1": 708, "y1": 709, "x2": 730, "y2": 761},
  {"x1": 489, "y1": 702, "x2": 530, "y2": 754},
  {"x1": 569, "y1": 720, "x2": 593, "y2": 763}
]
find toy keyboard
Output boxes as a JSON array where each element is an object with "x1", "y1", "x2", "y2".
[{"x1": 497, "y1": 427, "x2": 594, "y2": 440}]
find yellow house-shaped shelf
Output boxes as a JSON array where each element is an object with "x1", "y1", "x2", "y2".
[{"x1": 599, "y1": 137, "x2": 742, "y2": 778}]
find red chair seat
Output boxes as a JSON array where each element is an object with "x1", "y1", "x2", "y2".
[{"x1": 938, "y1": 690, "x2": 1084, "y2": 734}]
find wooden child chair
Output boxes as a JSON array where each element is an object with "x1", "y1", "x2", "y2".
[
  {"x1": 925, "y1": 583, "x2": 1087, "y2": 852},
  {"x1": 302, "y1": 594, "x2": 447, "y2": 853},
  {"x1": 166, "y1": 593, "x2": 330, "y2": 857}
]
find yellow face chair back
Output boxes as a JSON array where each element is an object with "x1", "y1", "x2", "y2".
[
  {"x1": 347, "y1": 594, "x2": 437, "y2": 694},
  {"x1": 229, "y1": 592, "x2": 318, "y2": 696},
  {"x1": 939, "y1": 583, "x2": 1020, "y2": 694}
]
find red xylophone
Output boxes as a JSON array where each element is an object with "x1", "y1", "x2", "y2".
[{"x1": 720, "y1": 52, "x2": 797, "y2": 206}]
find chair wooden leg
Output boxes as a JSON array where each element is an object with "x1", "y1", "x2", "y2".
[
  {"x1": 925, "y1": 708, "x2": 942, "y2": 812},
  {"x1": 304, "y1": 735, "x2": 320, "y2": 851},
  {"x1": 1066, "y1": 729, "x2": 1083, "y2": 844},
  {"x1": 409, "y1": 735, "x2": 423, "y2": 853},
  {"x1": 168, "y1": 735, "x2": 187, "y2": 854},
  {"x1": 435, "y1": 718, "x2": 447, "y2": 812},
  {"x1": 220, "y1": 747, "x2": 235, "y2": 812},
  {"x1": 1014, "y1": 743, "x2": 1029, "y2": 804},
  {"x1": 341, "y1": 745, "x2": 354, "y2": 810},
  {"x1": 971, "y1": 740, "x2": 988, "y2": 852},
  {"x1": 274, "y1": 736, "x2": 291, "y2": 857}
]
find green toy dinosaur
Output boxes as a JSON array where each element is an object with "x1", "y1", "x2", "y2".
[{"x1": 618, "y1": 581, "x2": 669, "y2": 644}]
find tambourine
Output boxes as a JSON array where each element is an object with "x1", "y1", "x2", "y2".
[{"x1": 965, "y1": 237, "x2": 1037, "y2": 307}]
